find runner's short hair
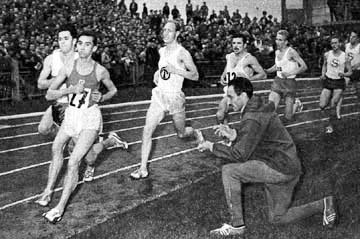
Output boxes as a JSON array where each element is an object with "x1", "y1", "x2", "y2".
[
  {"x1": 166, "y1": 20, "x2": 181, "y2": 31},
  {"x1": 277, "y1": 30, "x2": 289, "y2": 40},
  {"x1": 58, "y1": 24, "x2": 77, "y2": 39},
  {"x1": 78, "y1": 31, "x2": 98, "y2": 46}
]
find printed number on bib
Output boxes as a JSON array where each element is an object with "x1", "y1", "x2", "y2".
[
  {"x1": 69, "y1": 88, "x2": 91, "y2": 109},
  {"x1": 348, "y1": 52, "x2": 354, "y2": 62},
  {"x1": 225, "y1": 72, "x2": 236, "y2": 84}
]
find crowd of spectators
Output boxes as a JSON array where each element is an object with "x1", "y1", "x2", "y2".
[{"x1": 0, "y1": 0, "x2": 357, "y2": 86}]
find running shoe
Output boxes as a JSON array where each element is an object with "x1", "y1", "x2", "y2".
[
  {"x1": 108, "y1": 131, "x2": 128, "y2": 149},
  {"x1": 210, "y1": 223, "x2": 245, "y2": 237},
  {"x1": 83, "y1": 165, "x2": 95, "y2": 182}
]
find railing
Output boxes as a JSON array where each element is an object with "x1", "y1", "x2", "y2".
[{"x1": 0, "y1": 56, "x2": 322, "y2": 102}]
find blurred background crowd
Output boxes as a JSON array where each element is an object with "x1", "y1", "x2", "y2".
[{"x1": 0, "y1": 0, "x2": 359, "y2": 100}]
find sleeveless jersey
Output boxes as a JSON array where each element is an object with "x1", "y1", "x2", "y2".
[
  {"x1": 325, "y1": 50, "x2": 346, "y2": 80},
  {"x1": 345, "y1": 43, "x2": 360, "y2": 69},
  {"x1": 157, "y1": 44, "x2": 186, "y2": 93},
  {"x1": 224, "y1": 53, "x2": 253, "y2": 84},
  {"x1": 275, "y1": 47, "x2": 297, "y2": 79},
  {"x1": 66, "y1": 60, "x2": 100, "y2": 109},
  {"x1": 51, "y1": 49, "x2": 79, "y2": 103}
]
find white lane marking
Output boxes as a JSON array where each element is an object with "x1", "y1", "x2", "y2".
[
  {"x1": 1, "y1": 104, "x2": 360, "y2": 177},
  {"x1": 0, "y1": 101, "x2": 221, "y2": 130},
  {"x1": 0, "y1": 106, "x2": 220, "y2": 140},
  {"x1": 0, "y1": 76, "x2": 320, "y2": 121},
  {"x1": 1, "y1": 108, "x2": 359, "y2": 211},
  {"x1": 0, "y1": 98, "x2": 358, "y2": 154}
]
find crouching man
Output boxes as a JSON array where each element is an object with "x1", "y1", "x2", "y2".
[{"x1": 197, "y1": 77, "x2": 336, "y2": 237}]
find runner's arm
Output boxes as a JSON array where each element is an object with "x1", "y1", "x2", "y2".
[
  {"x1": 248, "y1": 55, "x2": 267, "y2": 81},
  {"x1": 98, "y1": 66, "x2": 117, "y2": 102},
  {"x1": 37, "y1": 55, "x2": 53, "y2": 89},
  {"x1": 343, "y1": 56, "x2": 353, "y2": 77},
  {"x1": 166, "y1": 49, "x2": 199, "y2": 81},
  {"x1": 45, "y1": 67, "x2": 76, "y2": 100},
  {"x1": 265, "y1": 64, "x2": 277, "y2": 74},
  {"x1": 320, "y1": 52, "x2": 328, "y2": 80},
  {"x1": 288, "y1": 48, "x2": 308, "y2": 76}
]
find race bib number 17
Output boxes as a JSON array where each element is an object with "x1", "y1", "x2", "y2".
[{"x1": 69, "y1": 88, "x2": 91, "y2": 109}]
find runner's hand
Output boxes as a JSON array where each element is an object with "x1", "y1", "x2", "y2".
[
  {"x1": 213, "y1": 124, "x2": 237, "y2": 141},
  {"x1": 91, "y1": 90, "x2": 102, "y2": 103},
  {"x1": 220, "y1": 76, "x2": 228, "y2": 86},
  {"x1": 73, "y1": 81, "x2": 85, "y2": 94},
  {"x1": 197, "y1": 141, "x2": 214, "y2": 152}
]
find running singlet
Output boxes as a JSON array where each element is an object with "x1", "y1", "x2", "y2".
[
  {"x1": 51, "y1": 49, "x2": 79, "y2": 103},
  {"x1": 157, "y1": 44, "x2": 186, "y2": 93},
  {"x1": 275, "y1": 47, "x2": 297, "y2": 79},
  {"x1": 325, "y1": 50, "x2": 346, "y2": 80},
  {"x1": 224, "y1": 53, "x2": 253, "y2": 84},
  {"x1": 66, "y1": 60, "x2": 100, "y2": 109},
  {"x1": 345, "y1": 43, "x2": 360, "y2": 70}
]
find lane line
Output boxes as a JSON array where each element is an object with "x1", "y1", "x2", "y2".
[
  {"x1": 1, "y1": 109, "x2": 359, "y2": 211},
  {"x1": 0, "y1": 99, "x2": 358, "y2": 154},
  {"x1": 0, "y1": 100, "x2": 220, "y2": 130},
  {"x1": 0, "y1": 106, "x2": 220, "y2": 140},
  {"x1": 1, "y1": 104, "x2": 359, "y2": 177},
  {"x1": 0, "y1": 87, "x2": 349, "y2": 131},
  {"x1": 0, "y1": 76, "x2": 320, "y2": 121}
]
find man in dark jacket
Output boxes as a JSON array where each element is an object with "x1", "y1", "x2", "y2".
[
  {"x1": 129, "y1": 0, "x2": 138, "y2": 18},
  {"x1": 198, "y1": 77, "x2": 337, "y2": 237}
]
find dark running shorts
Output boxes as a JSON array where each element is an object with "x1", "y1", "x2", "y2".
[
  {"x1": 323, "y1": 76, "x2": 345, "y2": 90},
  {"x1": 350, "y1": 69, "x2": 360, "y2": 82},
  {"x1": 271, "y1": 76, "x2": 297, "y2": 98},
  {"x1": 52, "y1": 102, "x2": 68, "y2": 126}
]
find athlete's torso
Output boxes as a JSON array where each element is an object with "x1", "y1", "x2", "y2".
[
  {"x1": 326, "y1": 50, "x2": 346, "y2": 79},
  {"x1": 275, "y1": 47, "x2": 297, "y2": 79},
  {"x1": 224, "y1": 52, "x2": 253, "y2": 83},
  {"x1": 345, "y1": 42, "x2": 360, "y2": 69},
  {"x1": 157, "y1": 44, "x2": 186, "y2": 93},
  {"x1": 66, "y1": 59, "x2": 100, "y2": 109},
  {"x1": 51, "y1": 50, "x2": 79, "y2": 103}
]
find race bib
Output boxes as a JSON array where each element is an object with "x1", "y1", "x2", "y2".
[
  {"x1": 225, "y1": 71, "x2": 236, "y2": 84},
  {"x1": 69, "y1": 88, "x2": 92, "y2": 109}
]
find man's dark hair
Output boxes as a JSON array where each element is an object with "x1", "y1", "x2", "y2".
[
  {"x1": 58, "y1": 24, "x2": 77, "y2": 39},
  {"x1": 228, "y1": 77, "x2": 253, "y2": 99},
  {"x1": 78, "y1": 31, "x2": 98, "y2": 46},
  {"x1": 232, "y1": 33, "x2": 248, "y2": 44}
]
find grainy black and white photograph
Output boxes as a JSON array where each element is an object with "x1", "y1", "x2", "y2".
[{"x1": 0, "y1": 0, "x2": 359, "y2": 238}]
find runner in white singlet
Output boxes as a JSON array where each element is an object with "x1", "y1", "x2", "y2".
[
  {"x1": 319, "y1": 36, "x2": 352, "y2": 134},
  {"x1": 130, "y1": 20, "x2": 203, "y2": 180},
  {"x1": 336, "y1": 31, "x2": 360, "y2": 118},
  {"x1": 216, "y1": 33, "x2": 266, "y2": 124},
  {"x1": 265, "y1": 30, "x2": 307, "y2": 124}
]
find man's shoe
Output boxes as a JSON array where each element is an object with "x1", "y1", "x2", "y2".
[
  {"x1": 43, "y1": 208, "x2": 62, "y2": 224},
  {"x1": 325, "y1": 125, "x2": 334, "y2": 134},
  {"x1": 130, "y1": 169, "x2": 149, "y2": 180},
  {"x1": 210, "y1": 223, "x2": 245, "y2": 237},
  {"x1": 294, "y1": 98, "x2": 303, "y2": 113},
  {"x1": 323, "y1": 196, "x2": 337, "y2": 228},
  {"x1": 83, "y1": 165, "x2": 95, "y2": 182},
  {"x1": 108, "y1": 132, "x2": 128, "y2": 149},
  {"x1": 194, "y1": 129, "x2": 205, "y2": 144},
  {"x1": 35, "y1": 190, "x2": 53, "y2": 207}
]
